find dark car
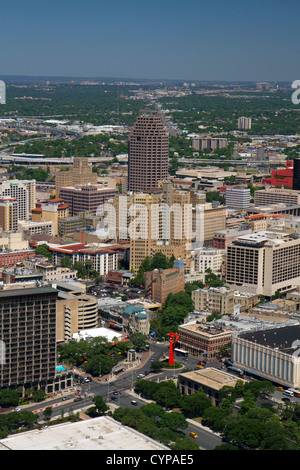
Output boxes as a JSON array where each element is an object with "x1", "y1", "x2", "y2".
[
  {"x1": 74, "y1": 397, "x2": 83, "y2": 402},
  {"x1": 111, "y1": 396, "x2": 118, "y2": 401},
  {"x1": 62, "y1": 395, "x2": 71, "y2": 401}
]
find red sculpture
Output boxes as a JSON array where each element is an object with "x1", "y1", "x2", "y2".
[{"x1": 167, "y1": 333, "x2": 179, "y2": 366}]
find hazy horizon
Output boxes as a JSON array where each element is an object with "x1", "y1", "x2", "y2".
[{"x1": 1, "y1": 0, "x2": 299, "y2": 82}]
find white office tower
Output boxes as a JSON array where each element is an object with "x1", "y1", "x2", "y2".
[
  {"x1": 225, "y1": 187, "x2": 251, "y2": 210},
  {"x1": 0, "y1": 180, "x2": 35, "y2": 220}
]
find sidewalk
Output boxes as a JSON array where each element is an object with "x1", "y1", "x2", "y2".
[{"x1": 98, "y1": 350, "x2": 154, "y2": 384}]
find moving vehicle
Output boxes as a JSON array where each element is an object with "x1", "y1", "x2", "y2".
[
  {"x1": 197, "y1": 361, "x2": 206, "y2": 366},
  {"x1": 189, "y1": 432, "x2": 198, "y2": 439},
  {"x1": 227, "y1": 366, "x2": 244, "y2": 377},
  {"x1": 276, "y1": 386, "x2": 285, "y2": 392},
  {"x1": 287, "y1": 388, "x2": 300, "y2": 397},
  {"x1": 62, "y1": 395, "x2": 72, "y2": 401},
  {"x1": 282, "y1": 390, "x2": 294, "y2": 397},
  {"x1": 74, "y1": 397, "x2": 83, "y2": 402},
  {"x1": 174, "y1": 348, "x2": 189, "y2": 357},
  {"x1": 131, "y1": 400, "x2": 138, "y2": 406}
]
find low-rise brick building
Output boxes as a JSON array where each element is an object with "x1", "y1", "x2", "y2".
[{"x1": 177, "y1": 321, "x2": 232, "y2": 358}]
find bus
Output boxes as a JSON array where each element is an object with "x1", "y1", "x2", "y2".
[
  {"x1": 174, "y1": 348, "x2": 189, "y2": 357},
  {"x1": 287, "y1": 388, "x2": 300, "y2": 397},
  {"x1": 227, "y1": 365, "x2": 244, "y2": 377}
]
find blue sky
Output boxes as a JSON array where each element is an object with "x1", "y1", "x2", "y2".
[{"x1": 1, "y1": 0, "x2": 299, "y2": 81}]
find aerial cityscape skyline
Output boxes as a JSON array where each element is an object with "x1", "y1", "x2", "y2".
[{"x1": 1, "y1": 0, "x2": 300, "y2": 454}]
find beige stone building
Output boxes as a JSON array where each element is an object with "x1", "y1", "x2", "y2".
[
  {"x1": 192, "y1": 286, "x2": 235, "y2": 315},
  {"x1": 192, "y1": 247, "x2": 225, "y2": 274},
  {"x1": 178, "y1": 367, "x2": 246, "y2": 406},
  {"x1": 233, "y1": 291, "x2": 259, "y2": 312},
  {"x1": 55, "y1": 157, "x2": 97, "y2": 196},
  {"x1": 113, "y1": 184, "x2": 226, "y2": 273},
  {"x1": 254, "y1": 188, "x2": 300, "y2": 206},
  {"x1": 55, "y1": 282, "x2": 98, "y2": 343},
  {"x1": 32, "y1": 198, "x2": 69, "y2": 236},
  {"x1": 194, "y1": 203, "x2": 226, "y2": 244},
  {"x1": 119, "y1": 184, "x2": 192, "y2": 273},
  {"x1": 56, "y1": 292, "x2": 79, "y2": 344},
  {"x1": 0, "y1": 231, "x2": 29, "y2": 251},
  {"x1": 0, "y1": 198, "x2": 18, "y2": 232}
]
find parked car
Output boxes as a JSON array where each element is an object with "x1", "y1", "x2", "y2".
[
  {"x1": 62, "y1": 396, "x2": 71, "y2": 401},
  {"x1": 74, "y1": 397, "x2": 83, "y2": 402},
  {"x1": 189, "y1": 432, "x2": 198, "y2": 439}
]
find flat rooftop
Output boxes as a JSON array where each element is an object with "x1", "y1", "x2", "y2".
[
  {"x1": 179, "y1": 322, "x2": 232, "y2": 337},
  {"x1": 0, "y1": 416, "x2": 168, "y2": 451},
  {"x1": 238, "y1": 324, "x2": 300, "y2": 354},
  {"x1": 0, "y1": 285, "x2": 57, "y2": 298},
  {"x1": 179, "y1": 367, "x2": 246, "y2": 391}
]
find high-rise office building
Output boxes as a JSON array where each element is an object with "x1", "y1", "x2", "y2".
[
  {"x1": 0, "y1": 286, "x2": 58, "y2": 389},
  {"x1": 0, "y1": 197, "x2": 18, "y2": 231},
  {"x1": 293, "y1": 159, "x2": 300, "y2": 191},
  {"x1": 128, "y1": 111, "x2": 169, "y2": 192},
  {"x1": 0, "y1": 180, "x2": 35, "y2": 220},
  {"x1": 113, "y1": 183, "x2": 192, "y2": 272},
  {"x1": 59, "y1": 184, "x2": 118, "y2": 216},
  {"x1": 225, "y1": 187, "x2": 251, "y2": 210}
]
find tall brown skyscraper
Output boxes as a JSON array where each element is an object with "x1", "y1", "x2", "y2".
[
  {"x1": 0, "y1": 286, "x2": 58, "y2": 389},
  {"x1": 128, "y1": 110, "x2": 169, "y2": 192}
]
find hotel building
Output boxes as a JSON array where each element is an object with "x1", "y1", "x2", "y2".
[
  {"x1": 226, "y1": 230, "x2": 300, "y2": 297},
  {"x1": 0, "y1": 286, "x2": 58, "y2": 389}
]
